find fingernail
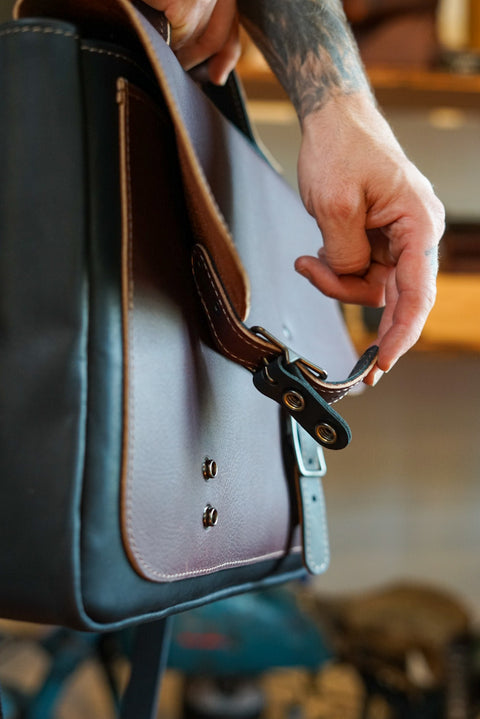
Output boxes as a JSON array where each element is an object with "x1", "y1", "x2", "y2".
[
  {"x1": 371, "y1": 367, "x2": 384, "y2": 386},
  {"x1": 384, "y1": 359, "x2": 398, "y2": 374},
  {"x1": 217, "y1": 70, "x2": 230, "y2": 86}
]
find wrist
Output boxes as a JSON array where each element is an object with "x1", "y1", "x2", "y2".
[{"x1": 301, "y1": 89, "x2": 377, "y2": 132}]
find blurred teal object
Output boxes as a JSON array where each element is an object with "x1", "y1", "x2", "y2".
[{"x1": 168, "y1": 588, "x2": 333, "y2": 676}]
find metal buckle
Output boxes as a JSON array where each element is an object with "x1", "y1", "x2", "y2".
[
  {"x1": 250, "y1": 326, "x2": 328, "y2": 380},
  {"x1": 289, "y1": 417, "x2": 327, "y2": 478},
  {"x1": 251, "y1": 326, "x2": 351, "y2": 450}
]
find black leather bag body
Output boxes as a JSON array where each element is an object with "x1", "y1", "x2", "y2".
[{"x1": 0, "y1": 0, "x2": 376, "y2": 633}]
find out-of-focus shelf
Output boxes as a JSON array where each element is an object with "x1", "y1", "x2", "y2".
[
  {"x1": 345, "y1": 272, "x2": 480, "y2": 355},
  {"x1": 238, "y1": 62, "x2": 480, "y2": 109},
  {"x1": 368, "y1": 66, "x2": 480, "y2": 108}
]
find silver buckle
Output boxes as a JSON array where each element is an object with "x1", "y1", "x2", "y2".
[
  {"x1": 250, "y1": 326, "x2": 328, "y2": 380},
  {"x1": 290, "y1": 416, "x2": 327, "y2": 478}
]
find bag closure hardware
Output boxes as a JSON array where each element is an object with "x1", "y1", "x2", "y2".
[
  {"x1": 191, "y1": 242, "x2": 378, "y2": 451},
  {"x1": 289, "y1": 416, "x2": 327, "y2": 479},
  {"x1": 284, "y1": 417, "x2": 330, "y2": 574},
  {"x1": 252, "y1": 348, "x2": 352, "y2": 451},
  {"x1": 250, "y1": 325, "x2": 350, "y2": 450},
  {"x1": 250, "y1": 326, "x2": 328, "y2": 381}
]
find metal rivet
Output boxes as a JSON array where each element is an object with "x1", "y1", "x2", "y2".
[
  {"x1": 315, "y1": 423, "x2": 337, "y2": 445},
  {"x1": 202, "y1": 458, "x2": 218, "y2": 480},
  {"x1": 282, "y1": 390, "x2": 305, "y2": 412},
  {"x1": 203, "y1": 504, "x2": 218, "y2": 529}
]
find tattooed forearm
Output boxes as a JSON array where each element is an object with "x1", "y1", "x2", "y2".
[{"x1": 238, "y1": 0, "x2": 372, "y2": 123}]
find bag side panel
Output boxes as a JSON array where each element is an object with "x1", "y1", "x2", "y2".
[{"x1": 0, "y1": 21, "x2": 89, "y2": 625}]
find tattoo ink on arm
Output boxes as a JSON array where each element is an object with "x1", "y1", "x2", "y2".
[{"x1": 238, "y1": 0, "x2": 373, "y2": 123}]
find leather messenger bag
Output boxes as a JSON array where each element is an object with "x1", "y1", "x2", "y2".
[{"x1": 0, "y1": 0, "x2": 377, "y2": 634}]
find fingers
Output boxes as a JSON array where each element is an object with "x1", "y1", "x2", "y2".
[
  {"x1": 167, "y1": 0, "x2": 240, "y2": 84},
  {"x1": 303, "y1": 184, "x2": 373, "y2": 277},
  {"x1": 297, "y1": 99, "x2": 444, "y2": 383},
  {"x1": 295, "y1": 253, "x2": 389, "y2": 307},
  {"x1": 296, "y1": 215, "x2": 442, "y2": 382},
  {"x1": 374, "y1": 243, "x2": 438, "y2": 372},
  {"x1": 206, "y1": 13, "x2": 241, "y2": 84}
]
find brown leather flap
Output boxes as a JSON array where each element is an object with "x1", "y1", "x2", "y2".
[{"x1": 14, "y1": 0, "x2": 251, "y2": 320}]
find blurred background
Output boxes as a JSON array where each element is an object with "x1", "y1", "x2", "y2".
[
  {"x1": 236, "y1": 0, "x2": 480, "y2": 608},
  {"x1": 0, "y1": 0, "x2": 479, "y2": 717}
]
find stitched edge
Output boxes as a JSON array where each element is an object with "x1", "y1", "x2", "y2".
[
  {"x1": 136, "y1": 12, "x2": 250, "y2": 317},
  {"x1": 195, "y1": 248, "x2": 357, "y2": 405},
  {"x1": 193, "y1": 248, "x2": 275, "y2": 371},
  {"x1": 118, "y1": 80, "x2": 141, "y2": 579},
  {"x1": 0, "y1": 25, "x2": 78, "y2": 39},
  {"x1": 193, "y1": 249, "x2": 358, "y2": 407},
  {"x1": 80, "y1": 43, "x2": 151, "y2": 82}
]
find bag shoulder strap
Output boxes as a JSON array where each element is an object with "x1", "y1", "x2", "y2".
[{"x1": 120, "y1": 617, "x2": 173, "y2": 719}]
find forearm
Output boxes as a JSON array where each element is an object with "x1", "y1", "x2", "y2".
[{"x1": 237, "y1": 0, "x2": 373, "y2": 124}]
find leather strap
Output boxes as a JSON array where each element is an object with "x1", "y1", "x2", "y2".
[
  {"x1": 192, "y1": 243, "x2": 378, "y2": 449},
  {"x1": 120, "y1": 616, "x2": 172, "y2": 719}
]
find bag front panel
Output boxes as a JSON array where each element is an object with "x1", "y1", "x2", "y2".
[
  {"x1": 78, "y1": 46, "x2": 306, "y2": 629},
  {"x1": 119, "y1": 81, "x2": 302, "y2": 582}
]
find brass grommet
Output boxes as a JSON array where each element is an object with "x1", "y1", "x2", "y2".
[
  {"x1": 203, "y1": 504, "x2": 218, "y2": 529},
  {"x1": 315, "y1": 423, "x2": 337, "y2": 445},
  {"x1": 282, "y1": 390, "x2": 305, "y2": 412},
  {"x1": 202, "y1": 458, "x2": 218, "y2": 480}
]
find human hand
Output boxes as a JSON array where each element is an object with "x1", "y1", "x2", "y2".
[
  {"x1": 142, "y1": 0, "x2": 240, "y2": 84},
  {"x1": 295, "y1": 92, "x2": 445, "y2": 385}
]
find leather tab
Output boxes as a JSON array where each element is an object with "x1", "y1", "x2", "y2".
[
  {"x1": 298, "y1": 475, "x2": 330, "y2": 574},
  {"x1": 285, "y1": 418, "x2": 329, "y2": 574},
  {"x1": 253, "y1": 356, "x2": 351, "y2": 450}
]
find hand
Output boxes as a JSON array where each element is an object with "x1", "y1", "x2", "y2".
[
  {"x1": 143, "y1": 0, "x2": 241, "y2": 84},
  {"x1": 295, "y1": 92, "x2": 445, "y2": 385}
]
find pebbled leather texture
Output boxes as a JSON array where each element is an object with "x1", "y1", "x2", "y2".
[{"x1": 0, "y1": 1, "x2": 363, "y2": 630}]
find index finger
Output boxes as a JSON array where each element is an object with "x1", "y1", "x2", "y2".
[{"x1": 375, "y1": 243, "x2": 438, "y2": 372}]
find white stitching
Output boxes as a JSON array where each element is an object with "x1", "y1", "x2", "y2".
[
  {"x1": 0, "y1": 25, "x2": 78, "y2": 39},
  {"x1": 80, "y1": 43, "x2": 151, "y2": 83},
  {"x1": 193, "y1": 249, "x2": 270, "y2": 370},
  {"x1": 193, "y1": 250, "x2": 357, "y2": 404},
  {"x1": 135, "y1": 546, "x2": 303, "y2": 581},
  {"x1": 121, "y1": 84, "x2": 140, "y2": 573}
]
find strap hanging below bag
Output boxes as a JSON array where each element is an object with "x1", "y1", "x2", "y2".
[{"x1": 120, "y1": 617, "x2": 173, "y2": 719}]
